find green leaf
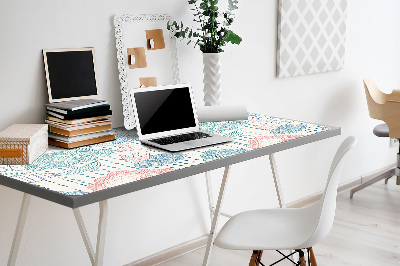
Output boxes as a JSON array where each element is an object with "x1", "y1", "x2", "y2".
[
  {"x1": 166, "y1": 0, "x2": 241, "y2": 52},
  {"x1": 210, "y1": 0, "x2": 219, "y2": 6},
  {"x1": 228, "y1": 0, "x2": 238, "y2": 11},
  {"x1": 226, "y1": 30, "x2": 242, "y2": 44},
  {"x1": 200, "y1": 2, "x2": 208, "y2": 10}
]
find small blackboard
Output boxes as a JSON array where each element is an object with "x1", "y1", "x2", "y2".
[{"x1": 43, "y1": 48, "x2": 99, "y2": 103}]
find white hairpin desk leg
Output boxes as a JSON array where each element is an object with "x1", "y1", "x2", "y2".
[
  {"x1": 95, "y1": 200, "x2": 108, "y2": 266},
  {"x1": 269, "y1": 153, "x2": 294, "y2": 260},
  {"x1": 202, "y1": 165, "x2": 231, "y2": 266},
  {"x1": 74, "y1": 200, "x2": 108, "y2": 266},
  {"x1": 269, "y1": 153, "x2": 286, "y2": 208},
  {"x1": 205, "y1": 171, "x2": 214, "y2": 222},
  {"x1": 73, "y1": 208, "x2": 95, "y2": 265},
  {"x1": 8, "y1": 193, "x2": 31, "y2": 266}
]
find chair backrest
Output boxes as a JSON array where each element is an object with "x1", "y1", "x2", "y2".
[
  {"x1": 302, "y1": 136, "x2": 356, "y2": 248},
  {"x1": 363, "y1": 78, "x2": 400, "y2": 138},
  {"x1": 364, "y1": 78, "x2": 381, "y2": 120}
]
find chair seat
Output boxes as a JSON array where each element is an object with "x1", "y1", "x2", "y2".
[
  {"x1": 373, "y1": 123, "x2": 389, "y2": 137},
  {"x1": 214, "y1": 203, "x2": 321, "y2": 251}
]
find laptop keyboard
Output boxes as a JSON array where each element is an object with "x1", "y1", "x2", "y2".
[{"x1": 149, "y1": 132, "x2": 211, "y2": 145}]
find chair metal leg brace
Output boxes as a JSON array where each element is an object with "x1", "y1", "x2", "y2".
[
  {"x1": 351, "y1": 146, "x2": 400, "y2": 197},
  {"x1": 350, "y1": 168, "x2": 396, "y2": 198},
  {"x1": 202, "y1": 165, "x2": 231, "y2": 266},
  {"x1": 273, "y1": 250, "x2": 300, "y2": 265},
  {"x1": 74, "y1": 200, "x2": 108, "y2": 266},
  {"x1": 8, "y1": 193, "x2": 31, "y2": 266}
]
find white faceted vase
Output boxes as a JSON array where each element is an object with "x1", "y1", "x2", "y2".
[{"x1": 202, "y1": 53, "x2": 222, "y2": 106}]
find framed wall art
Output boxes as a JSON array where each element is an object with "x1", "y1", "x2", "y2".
[
  {"x1": 276, "y1": 0, "x2": 347, "y2": 78},
  {"x1": 114, "y1": 13, "x2": 180, "y2": 129}
]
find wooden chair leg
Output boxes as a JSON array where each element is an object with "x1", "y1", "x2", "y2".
[
  {"x1": 298, "y1": 250, "x2": 307, "y2": 266},
  {"x1": 249, "y1": 250, "x2": 263, "y2": 266},
  {"x1": 308, "y1": 247, "x2": 318, "y2": 266}
]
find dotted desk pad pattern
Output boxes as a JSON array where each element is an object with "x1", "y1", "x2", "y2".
[{"x1": 0, "y1": 114, "x2": 330, "y2": 196}]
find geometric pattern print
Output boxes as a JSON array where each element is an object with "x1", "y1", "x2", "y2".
[
  {"x1": 0, "y1": 114, "x2": 330, "y2": 196},
  {"x1": 277, "y1": 0, "x2": 347, "y2": 78}
]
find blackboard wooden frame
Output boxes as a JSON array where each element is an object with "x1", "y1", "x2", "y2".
[{"x1": 43, "y1": 47, "x2": 100, "y2": 103}]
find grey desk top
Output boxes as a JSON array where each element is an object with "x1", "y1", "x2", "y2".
[{"x1": 0, "y1": 114, "x2": 340, "y2": 208}]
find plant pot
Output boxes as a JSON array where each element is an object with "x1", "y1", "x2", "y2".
[{"x1": 202, "y1": 53, "x2": 222, "y2": 106}]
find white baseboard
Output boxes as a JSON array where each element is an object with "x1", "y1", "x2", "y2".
[
  {"x1": 127, "y1": 163, "x2": 395, "y2": 265},
  {"x1": 125, "y1": 235, "x2": 209, "y2": 266}
]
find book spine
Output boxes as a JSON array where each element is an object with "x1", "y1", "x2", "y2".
[
  {"x1": 48, "y1": 135, "x2": 115, "y2": 149},
  {"x1": 49, "y1": 124, "x2": 112, "y2": 137},
  {"x1": 47, "y1": 110, "x2": 112, "y2": 120},
  {"x1": 46, "y1": 107, "x2": 68, "y2": 114},
  {"x1": 46, "y1": 105, "x2": 110, "y2": 115},
  {"x1": 46, "y1": 115, "x2": 111, "y2": 125}
]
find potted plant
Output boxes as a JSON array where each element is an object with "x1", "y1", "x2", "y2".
[{"x1": 167, "y1": 0, "x2": 242, "y2": 106}]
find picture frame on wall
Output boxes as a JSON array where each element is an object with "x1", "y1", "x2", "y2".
[
  {"x1": 276, "y1": 0, "x2": 347, "y2": 78},
  {"x1": 114, "y1": 13, "x2": 180, "y2": 130}
]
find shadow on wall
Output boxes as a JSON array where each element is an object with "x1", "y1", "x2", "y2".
[
  {"x1": 1, "y1": 55, "x2": 49, "y2": 131},
  {"x1": 106, "y1": 15, "x2": 124, "y2": 128},
  {"x1": 319, "y1": 84, "x2": 361, "y2": 126}
]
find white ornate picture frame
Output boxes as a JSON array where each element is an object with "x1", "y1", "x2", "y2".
[{"x1": 114, "y1": 14, "x2": 180, "y2": 129}]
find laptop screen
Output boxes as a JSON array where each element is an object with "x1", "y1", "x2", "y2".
[{"x1": 134, "y1": 86, "x2": 196, "y2": 135}]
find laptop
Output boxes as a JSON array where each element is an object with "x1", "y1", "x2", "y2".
[{"x1": 130, "y1": 84, "x2": 232, "y2": 152}]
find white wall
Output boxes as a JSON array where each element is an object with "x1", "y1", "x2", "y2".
[{"x1": 1, "y1": 0, "x2": 400, "y2": 265}]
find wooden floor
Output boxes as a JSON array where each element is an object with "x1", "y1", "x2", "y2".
[{"x1": 160, "y1": 178, "x2": 400, "y2": 265}]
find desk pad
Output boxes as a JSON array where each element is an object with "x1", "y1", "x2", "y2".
[{"x1": 0, "y1": 114, "x2": 330, "y2": 195}]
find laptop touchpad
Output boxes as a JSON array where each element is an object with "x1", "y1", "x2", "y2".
[{"x1": 184, "y1": 139, "x2": 212, "y2": 146}]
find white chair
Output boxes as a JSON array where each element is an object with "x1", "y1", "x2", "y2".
[{"x1": 214, "y1": 136, "x2": 356, "y2": 266}]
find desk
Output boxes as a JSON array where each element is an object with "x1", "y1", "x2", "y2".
[{"x1": 0, "y1": 113, "x2": 340, "y2": 266}]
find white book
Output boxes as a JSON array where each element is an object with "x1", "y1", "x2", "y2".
[
  {"x1": 44, "y1": 99, "x2": 108, "y2": 111},
  {"x1": 45, "y1": 119, "x2": 111, "y2": 131},
  {"x1": 46, "y1": 115, "x2": 111, "y2": 125},
  {"x1": 47, "y1": 111, "x2": 65, "y2": 120}
]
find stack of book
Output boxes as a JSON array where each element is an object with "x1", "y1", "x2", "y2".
[{"x1": 45, "y1": 99, "x2": 115, "y2": 149}]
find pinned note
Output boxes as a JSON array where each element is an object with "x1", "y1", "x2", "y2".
[
  {"x1": 146, "y1": 29, "x2": 165, "y2": 50},
  {"x1": 140, "y1": 77, "x2": 157, "y2": 87},
  {"x1": 127, "y1": 47, "x2": 147, "y2": 69}
]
